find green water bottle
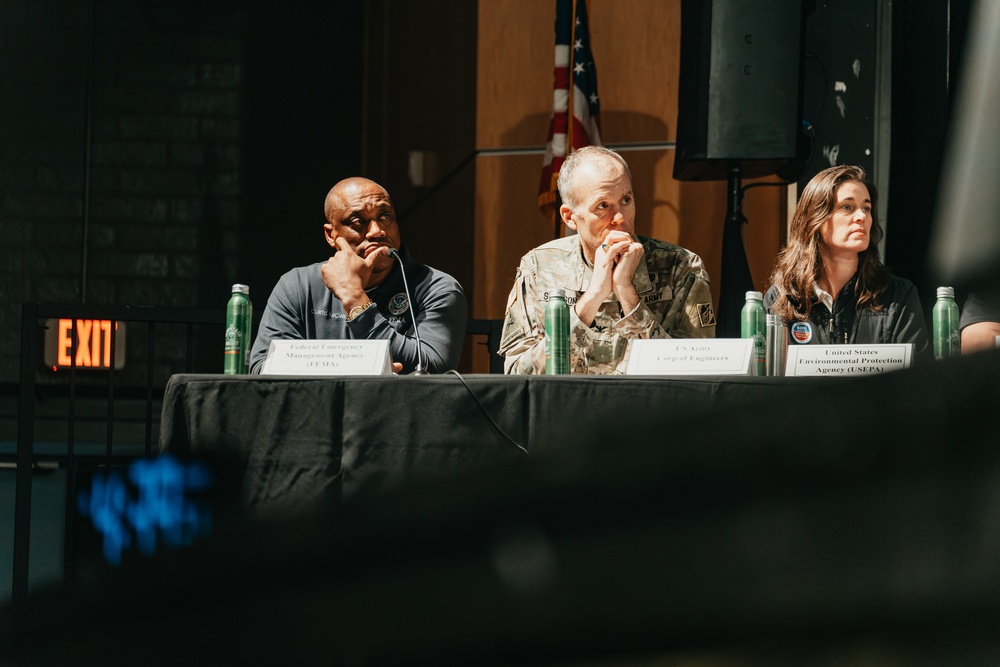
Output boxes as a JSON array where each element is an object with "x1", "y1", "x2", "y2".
[
  {"x1": 224, "y1": 284, "x2": 252, "y2": 374},
  {"x1": 932, "y1": 286, "x2": 960, "y2": 360},
  {"x1": 741, "y1": 290, "x2": 766, "y2": 375},
  {"x1": 544, "y1": 288, "x2": 570, "y2": 375}
]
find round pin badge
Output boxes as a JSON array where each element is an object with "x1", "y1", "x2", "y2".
[
  {"x1": 388, "y1": 293, "x2": 409, "y2": 315},
  {"x1": 790, "y1": 321, "x2": 812, "y2": 343}
]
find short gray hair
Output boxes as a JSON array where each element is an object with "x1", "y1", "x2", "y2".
[{"x1": 557, "y1": 145, "x2": 632, "y2": 209}]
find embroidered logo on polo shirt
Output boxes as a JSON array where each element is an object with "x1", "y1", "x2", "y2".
[
  {"x1": 791, "y1": 322, "x2": 812, "y2": 343},
  {"x1": 388, "y1": 293, "x2": 409, "y2": 315}
]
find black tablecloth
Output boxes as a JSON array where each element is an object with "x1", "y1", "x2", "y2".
[
  {"x1": 158, "y1": 372, "x2": 807, "y2": 511},
  {"x1": 9, "y1": 357, "x2": 999, "y2": 664}
]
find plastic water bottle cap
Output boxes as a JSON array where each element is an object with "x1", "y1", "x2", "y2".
[{"x1": 745, "y1": 290, "x2": 763, "y2": 301}]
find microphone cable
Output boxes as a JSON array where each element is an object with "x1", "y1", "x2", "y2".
[
  {"x1": 388, "y1": 248, "x2": 426, "y2": 375},
  {"x1": 388, "y1": 248, "x2": 525, "y2": 454},
  {"x1": 445, "y1": 370, "x2": 528, "y2": 454}
]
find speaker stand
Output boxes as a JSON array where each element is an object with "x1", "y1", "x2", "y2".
[{"x1": 718, "y1": 163, "x2": 755, "y2": 338}]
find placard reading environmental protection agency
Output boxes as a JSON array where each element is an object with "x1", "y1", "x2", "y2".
[
  {"x1": 784, "y1": 344, "x2": 912, "y2": 377},
  {"x1": 261, "y1": 339, "x2": 394, "y2": 376},
  {"x1": 624, "y1": 338, "x2": 754, "y2": 375}
]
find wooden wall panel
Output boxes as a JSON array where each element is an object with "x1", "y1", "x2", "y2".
[
  {"x1": 588, "y1": 1, "x2": 680, "y2": 144},
  {"x1": 475, "y1": 0, "x2": 786, "y2": 328},
  {"x1": 476, "y1": 1, "x2": 552, "y2": 148},
  {"x1": 473, "y1": 155, "x2": 553, "y2": 319}
]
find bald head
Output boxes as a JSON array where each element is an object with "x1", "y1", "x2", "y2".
[
  {"x1": 325, "y1": 177, "x2": 392, "y2": 223},
  {"x1": 557, "y1": 146, "x2": 632, "y2": 209}
]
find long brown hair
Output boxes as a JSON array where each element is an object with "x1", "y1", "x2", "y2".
[{"x1": 768, "y1": 165, "x2": 888, "y2": 322}]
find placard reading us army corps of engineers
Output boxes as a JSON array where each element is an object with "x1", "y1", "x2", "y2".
[
  {"x1": 624, "y1": 338, "x2": 755, "y2": 376},
  {"x1": 261, "y1": 339, "x2": 394, "y2": 376},
  {"x1": 784, "y1": 344, "x2": 912, "y2": 377}
]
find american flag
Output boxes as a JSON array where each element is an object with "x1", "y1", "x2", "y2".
[{"x1": 538, "y1": 0, "x2": 602, "y2": 222}]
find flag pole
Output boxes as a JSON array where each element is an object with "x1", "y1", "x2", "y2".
[
  {"x1": 556, "y1": 0, "x2": 577, "y2": 241},
  {"x1": 566, "y1": 0, "x2": 576, "y2": 164},
  {"x1": 538, "y1": 0, "x2": 600, "y2": 240}
]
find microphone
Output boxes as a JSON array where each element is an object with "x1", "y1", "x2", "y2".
[{"x1": 388, "y1": 248, "x2": 427, "y2": 375}]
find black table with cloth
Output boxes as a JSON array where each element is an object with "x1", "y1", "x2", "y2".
[
  {"x1": 157, "y1": 372, "x2": 808, "y2": 512},
  {"x1": 4, "y1": 358, "x2": 998, "y2": 664}
]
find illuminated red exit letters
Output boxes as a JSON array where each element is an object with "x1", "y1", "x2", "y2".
[{"x1": 43, "y1": 318, "x2": 126, "y2": 370}]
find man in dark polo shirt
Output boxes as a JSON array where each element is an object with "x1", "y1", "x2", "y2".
[{"x1": 249, "y1": 177, "x2": 467, "y2": 374}]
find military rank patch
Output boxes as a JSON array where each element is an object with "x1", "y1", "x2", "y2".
[
  {"x1": 499, "y1": 313, "x2": 524, "y2": 351},
  {"x1": 698, "y1": 302, "x2": 716, "y2": 327}
]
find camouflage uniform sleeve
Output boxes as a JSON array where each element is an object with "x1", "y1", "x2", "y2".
[
  {"x1": 499, "y1": 257, "x2": 546, "y2": 374},
  {"x1": 498, "y1": 253, "x2": 598, "y2": 374},
  {"x1": 613, "y1": 248, "x2": 716, "y2": 340},
  {"x1": 609, "y1": 301, "x2": 659, "y2": 340},
  {"x1": 668, "y1": 252, "x2": 716, "y2": 338}
]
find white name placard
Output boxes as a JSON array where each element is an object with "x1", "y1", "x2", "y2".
[
  {"x1": 624, "y1": 338, "x2": 754, "y2": 376},
  {"x1": 784, "y1": 344, "x2": 912, "y2": 377},
  {"x1": 260, "y1": 339, "x2": 394, "y2": 376}
]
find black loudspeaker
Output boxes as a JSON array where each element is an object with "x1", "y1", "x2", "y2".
[{"x1": 674, "y1": 0, "x2": 812, "y2": 181}]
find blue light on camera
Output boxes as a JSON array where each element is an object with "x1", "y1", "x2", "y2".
[{"x1": 76, "y1": 454, "x2": 215, "y2": 566}]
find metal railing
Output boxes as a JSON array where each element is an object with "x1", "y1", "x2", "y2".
[
  {"x1": 11, "y1": 304, "x2": 505, "y2": 604},
  {"x1": 12, "y1": 303, "x2": 226, "y2": 605}
]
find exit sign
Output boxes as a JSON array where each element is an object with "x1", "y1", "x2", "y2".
[{"x1": 42, "y1": 318, "x2": 126, "y2": 371}]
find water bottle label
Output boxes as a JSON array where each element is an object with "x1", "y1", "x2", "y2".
[
  {"x1": 947, "y1": 330, "x2": 961, "y2": 354},
  {"x1": 224, "y1": 324, "x2": 241, "y2": 352}
]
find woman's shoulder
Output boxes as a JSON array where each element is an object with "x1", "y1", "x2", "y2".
[
  {"x1": 885, "y1": 273, "x2": 921, "y2": 297},
  {"x1": 876, "y1": 274, "x2": 926, "y2": 311}
]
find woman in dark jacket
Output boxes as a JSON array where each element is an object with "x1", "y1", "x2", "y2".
[{"x1": 763, "y1": 164, "x2": 931, "y2": 363}]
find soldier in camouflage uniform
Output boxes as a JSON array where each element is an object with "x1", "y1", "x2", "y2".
[{"x1": 499, "y1": 146, "x2": 716, "y2": 374}]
